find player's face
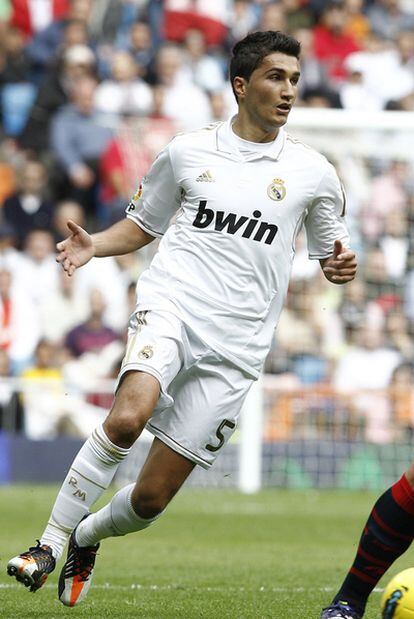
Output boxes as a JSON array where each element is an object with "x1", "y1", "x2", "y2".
[{"x1": 236, "y1": 52, "x2": 300, "y2": 132}]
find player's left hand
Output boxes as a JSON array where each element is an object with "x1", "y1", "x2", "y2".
[{"x1": 321, "y1": 240, "x2": 357, "y2": 284}]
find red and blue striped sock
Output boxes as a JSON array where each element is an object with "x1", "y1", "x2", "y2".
[{"x1": 333, "y1": 474, "x2": 414, "y2": 615}]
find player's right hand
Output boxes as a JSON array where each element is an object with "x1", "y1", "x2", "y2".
[{"x1": 56, "y1": 220, "x2": 95, "y2": 276}]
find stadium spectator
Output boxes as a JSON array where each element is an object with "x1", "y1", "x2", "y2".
[
  {"x1": 163, "y1": 0, "x2": 229, "y2": 47},
  {"x1": 73, "y1": 252, "x2": 140, "y2": 332},
  {"x1": 87, "y1": 0, "x2": 141, "y2": 47},
  {"x1": 0, "y1": 0, "x2": 11, "y2": 33},
  {"x1": 20, "y1": 339, "x2": 64, "y2": 437},
  {"x1": 361, "y1": 160, "x2": 410, "y2": 242},
  {"x1": 293, "y1": 27, "x2": 329, "y2": 99},
  {"x1": 273, "y1": 279, "x2": 327, "y2": 381},
  {"x1": 367, "y1": 0, "x2": 414, "y2": 41},
  {"x1": 120, "y1": 20, "x2": 154, "y2": 79},
  {"x1": 145, "y1": 0, "x2": 164, "y2": 48},
  {"x1": 343, "y1": 30, "x2": 414, "y2": 110},
  {"x1": 2, "y1": 159, "x2": 53, "y2": 248},
  {"x1": 259, "y1": 2, "x2": 287, "y2": 32},
  {"x1": 0, "y1": 25, "x2": 32, "y2": 84},
  {"x1": 340, "y1": 52, "x2": 382, "y2": 111},
  {"x1": 344, "y1": 0, "x2": 370, "y2": 43},
  {"x1": 99, "y1": 118, "x2": 152, "y2": 224},
  {"x1": 389, "y1": 361, "x2": 414, "y2": 438},
  {"x1": 362, "y1": 244, "x2": 402, "y2": 313},
  {"x1": 99, "y1": 107, "x2": 178, "y2": 224},
  {"x1": 0, "y1": 346, "x2": 24, "y2": 433},
  {"x1": 0, "y1": 148, "x2": 17, "y2": 205},
  {"x1": 19, "y1": 43, "x2": 96, "y2": 153},
  {"x1": 302, "y1": 85, "x2": 340, "y2": 107},
  {"x1": 152, "y1": 43, "x2": 211, "y2": 129},
  {"x1": 52, "y1": 199, "x2": 85, "y2": 242},
  {"x1": 0, "y1": 26, "x2": 36, "y2": 137},
  {"x1": 338, "y1": 278, "x2": 370, "y2": 341},
  {"x1": 61, "y1": 337, "x2": 123, "y2": 422},
  {"x1": 9, "y1": 0, "x2": 69, "y2": 40},
  {"x1": 334, "y1": 322, "x2": 402, "y2": 442},
  {"x1": 0, "y1": 265, "x2": 40, "y2": 372},
  {"x1": 313, "y1": 0, "x2": 360, "y2": 85},
  {"x1": 94, "y1": 50, "x2": 153, "y2": 117},
  {"x1": 379, "y1": 209, "x2": 409, "y2": 281},
  {"x1": 209, "y1": 89, "x2": 236, "y2": 121},
  {"x1": 280, "y1": 0, "x2": 314, "y2": 32},
  {"x1": 50, "y1": 76, "x2": 113, "y2": 217},
  {"x1": 181, "y1": 28, "x2": 225, "y2": 94},
  {"x1": 64, "y1": 288, "x2": 120, "y2": 358},
  {"x1": 228, "y1": 0, "x2": 259, "y2": 45},
  {"x1": 39, "y1": 268, "x2": 89, "y2": 344},
  {"x1": 0, "y1": 221, "x2": 26, "y2": 282},
  {"x1": 19, "y1": 229, "x2": 59, "y2": 305},
  {"x1": 385, "y1": 310, "x2": 414, "y2": 361},
  {"x1": 21, "y1": 337, "x2": 106, "y2": 440},
  {"x1": 24, "y1": 0, "x2": 93, "y2": 74}
]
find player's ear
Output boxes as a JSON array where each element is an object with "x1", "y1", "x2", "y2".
[{"x1": 233, "y1": 76, "x2": 247, "y2": 100}]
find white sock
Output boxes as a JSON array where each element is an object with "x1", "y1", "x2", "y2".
[
  {"x1": 40, "y1": 425, "x2": 130, "y2": 559},
  {"x1": 75, "y1": 483, "x2": 160, "y2": 547}
]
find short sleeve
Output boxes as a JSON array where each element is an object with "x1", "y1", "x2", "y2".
[
  {"x1": 305, "y1": 163, "x2": 350, "y2": 260},
  {"x1": 125, "y1": 143, "x2": 181, "y2": 237}
]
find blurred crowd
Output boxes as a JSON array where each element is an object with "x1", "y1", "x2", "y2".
[
  {"x1": 0, "y1": 0, "x2": 414, "y2": 442},
  {"x1": 265, "y1": 157, "x2": 414, "y2": 443}
]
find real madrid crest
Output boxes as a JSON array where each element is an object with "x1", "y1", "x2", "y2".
[
  {"x1": 267, "y1": 178, "x2": 286, "y2": 202},
  {"x1": 138, "y1": 345, "x2": 153, "y2": 360}
]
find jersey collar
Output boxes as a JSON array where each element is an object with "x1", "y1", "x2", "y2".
[{"x1": 216, "y1": 116, "x2": 286, "y2": 161}]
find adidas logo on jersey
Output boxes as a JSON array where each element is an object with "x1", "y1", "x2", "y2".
[
  {"x1": 193, "y1": 200, "x2": 278, "y2": 245},
  {"x1": 196, "y1": 170, "x2": 215, "y2": 183}
]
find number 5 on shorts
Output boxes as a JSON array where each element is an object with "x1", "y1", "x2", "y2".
[{"x1": 206, "y1": 420, "x2": 236, "y2": 452}]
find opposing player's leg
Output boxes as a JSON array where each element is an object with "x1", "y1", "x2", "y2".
[
  {"x1": 321, "y1": 464, "x2": 414, "y2": 618},
  {"x1": 58, "y1": 437, "x2": 195, "y2": 606},
  {"x1": 7, "y1": 371, "x2": 160, "y2": 593}
]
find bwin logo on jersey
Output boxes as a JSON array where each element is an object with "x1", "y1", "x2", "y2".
[{"x1": 193, "y1": 200, "x2": 278, "y2": 245}]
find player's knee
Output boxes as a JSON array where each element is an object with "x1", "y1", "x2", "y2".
[{"x1": 104, "y1": 406, "x2": 149, "y2": 448}]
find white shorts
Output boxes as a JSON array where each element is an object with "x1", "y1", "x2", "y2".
[{"x1": 118, "y1": 310, "x2": 254, "y2": 468}]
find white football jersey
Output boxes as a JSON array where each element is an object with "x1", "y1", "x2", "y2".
[{"x1": 126, "y1": 118, "x2": 350, "y2": 378}]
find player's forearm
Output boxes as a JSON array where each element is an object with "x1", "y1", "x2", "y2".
[{"x1": 91, "y1": 218, "x2": 155, "y2": 257}]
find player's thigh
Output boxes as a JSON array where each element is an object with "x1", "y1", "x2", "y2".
[
  {"x1": 119, "y1": 310, "x2": 183, "y2": 408},
  {"x1": 147, "y1": 358, "x2": 254, "y2": 469},
  {"x1": 107, "y1": 370, "x2": 161, "y2": 421},
  {"x1": 104, "y1": 310, "x2": 184, "y2": 445},
  {"x1": 104, "y1": 371, "x2": 161, "y2": 446}
]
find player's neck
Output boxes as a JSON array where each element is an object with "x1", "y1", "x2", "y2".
[{"x1": 232, "y1": 113, "x2": 279, "y2": 143}]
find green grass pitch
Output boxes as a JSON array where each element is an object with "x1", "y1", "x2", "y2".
[{"x1": 1, "y1": 486, "x2": 412, "y2": 618}]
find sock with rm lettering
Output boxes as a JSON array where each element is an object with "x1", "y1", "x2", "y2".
[
  {"x1": 333, "y1": 474, "x2": 414, "y2": 615},
  {"x1": 40, "y1": 424, "x2": 130, "y2": 559},
  {"x1": 75, "y1": 483, "x2": 160, "y2": 547}
]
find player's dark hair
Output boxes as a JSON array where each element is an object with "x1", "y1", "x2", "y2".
[{"x1": 230, "y1": 31, "x2": 301, "y2": 101}]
